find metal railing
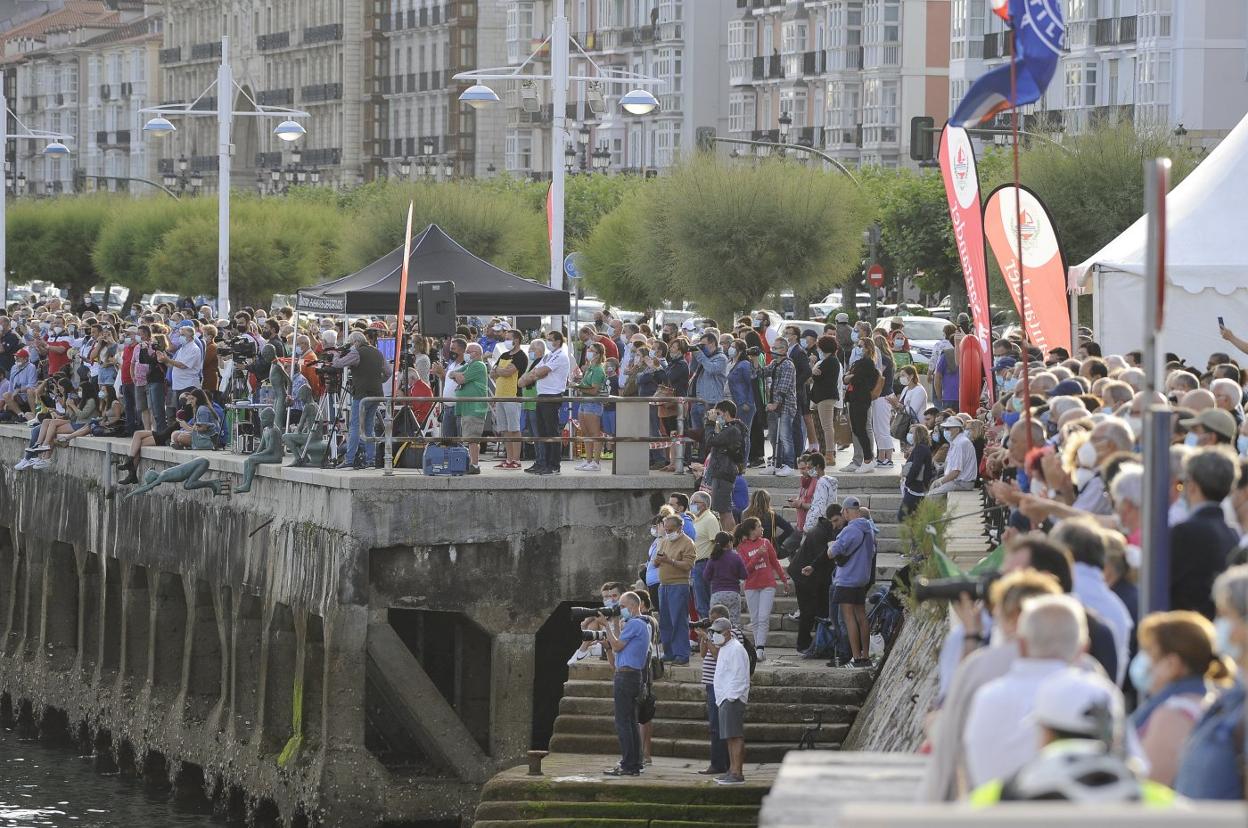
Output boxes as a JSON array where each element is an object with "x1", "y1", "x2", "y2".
[{"x1": 358, "y1": 394, "x2": 703, "y2": 476}]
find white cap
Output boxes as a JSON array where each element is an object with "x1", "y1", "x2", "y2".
[
  {"x1": 681, "y1": 319, "x2": 697, "y2": 331},
  {"x1": 940, "y1": 416, "x2": 965, "y2": 429},
  {"x1": 1028, "y1": 668, "x2": 1123, "y2": 739}
]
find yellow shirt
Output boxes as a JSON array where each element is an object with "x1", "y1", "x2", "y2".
[
  {"x1": 691, "y1": 509, "x2": 721, "y2": 561},
  {"x1": 494, "y1": 352, "x2": 520, "y2": 398}
]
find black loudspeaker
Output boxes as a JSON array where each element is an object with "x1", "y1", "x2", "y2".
[
  {"x1": 418, "y1": 281, "x2": 456, "y2": 336},
  {"x1": 515, "y1": 315, "x2": 541, "y2": 332}
]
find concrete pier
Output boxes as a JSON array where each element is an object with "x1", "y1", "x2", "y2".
[{"x1": 0, "y1": 425, "x2": 674, "y2": 825}]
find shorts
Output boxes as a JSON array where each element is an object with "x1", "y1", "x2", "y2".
[
  {"x1": 459, "y1": 415, "x2": 485, "y2": 438},
  {"x1": 578, "y1": 402, "x2": 604, "y2": 417},
  {"x1": 832, "y1": 584, "x2": 868, "y2": 606},
  {"x1": 709, "y1": 477, "x2": 734, "y2": 513},
  {"x1": 717, "y1": 698, "x2": 747, "y2": 740},
  {"x1": 135, "y1": 387, "x2": 150, "y2": 411},
  {"x1": 494, "y1": 401, "x2": 522, "y2": 432}
]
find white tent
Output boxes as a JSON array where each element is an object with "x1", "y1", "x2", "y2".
[{"x1": 1069, "y1": 112, "x2": 1248, "y2": 364}]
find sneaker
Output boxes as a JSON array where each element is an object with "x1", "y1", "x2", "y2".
[
  {"x1": 603, "y1": 766, "x2": 640, "y2": 777},
  {"x1": 696, "y1": 766, "x2": 726, "y2": 776},
  {"x1": 852, "y1": 658, "x2": 874, "y2": 668},
  {"x1": 879, "y1": 459, "x2": 894, "y2": 467},
  {"x1": 588, "y1": 461, "x2": 602, "y2": 471},
  {"x1": 14, "y1": 458, "x2": 32, "y2": 470},
  {"x1": 714, "y1": 774, "x2": 746, "y2": 786},
  {"x1": 757, "y1": 465, "x2": 775, "y2": 475},
  {"x1": 838, "y1": 462, "x2": 860, "y2": 472},
  {"x1": 774, "y1": 465, "x2": 794, "y2": 477},
  {"x1": 466, "y1": 465, "x2": 481, "y2": 475},
  {"x1": 785, "y1": 610, "x2": 800, "y2": 621},
  {"x1": 31, "y1": 444, "x2": 52, "y2": 454},
  {"x1": 755, "y1": 646, "x2": 766, "y2": 662},
  {"x1": 28, "y1": 458, "x2": 50, "y2": 470}
]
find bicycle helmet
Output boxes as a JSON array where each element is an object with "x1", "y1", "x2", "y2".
[{"x1": 1001, "y1": 741, "x2": 1143, "y2": 803}]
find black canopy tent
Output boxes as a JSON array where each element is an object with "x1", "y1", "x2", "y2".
[{"x1": 296, "y1": 223, "x2": 570, "y2": 316}]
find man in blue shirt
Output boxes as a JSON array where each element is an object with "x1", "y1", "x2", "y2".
[{"x1": 603, "y1": 591, "x2": 649, "y2": 776}]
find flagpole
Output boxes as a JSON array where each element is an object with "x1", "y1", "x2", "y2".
[{"x1": 1010, "y1": 28, "x2": 1033, "y2": 455}]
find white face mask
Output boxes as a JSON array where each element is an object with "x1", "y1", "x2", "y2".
[
  {"x1": 650, "y1": 526, "x2": 659, "y2": 538},
  {"x1": 710, "y1": 632, "x2": 726, "y2": 647},
  {"x1": 1076, "y1": 440, "x2": 1098, "y2": 468},
  {"x1": 664, "y1": 531, "x2": 679, "y2": 542}
]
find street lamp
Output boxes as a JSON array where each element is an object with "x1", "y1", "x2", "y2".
[
  {"x1": 421, "y1": 137, "x2": 435, "y2": 157},
  {"x1": 0, "y1": 89, "x2": 73, "y2": 301},
  {"x1": 452, "y1": 0, "x2": 663, "y2": 305},
  {"x1": 140, "y1": 35, "x2": 308, "y2": 317},
  {"x1": 398, "y1": 157, "x2": 411, "y2": 177},
  {"x1": 564, "y1": 144, "x2": 577, "y2": 172}
]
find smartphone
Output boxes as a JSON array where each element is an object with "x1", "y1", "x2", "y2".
[{"x1": 1218, "y1": 316, "x2": 1226, "y2": 328}]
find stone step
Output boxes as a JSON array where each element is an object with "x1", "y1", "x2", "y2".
[
  {"x1": 744, "y1": 473, "x2": 901, "y2": 492},
  {"x1": 567, "y1": 661, "x2": 874, "y2": 690},
  {"x1": 474, "y1": 819, "x2": 750, "y2": 828},
  {"x1": 554, "y1": 713, "x2": 851, "y2": 743},
  {"x1": 547, "y1": 732, "x2": 836, "y2": 763},
  {"x1": 475, "y1": 800, "x2": 760, "y2": 825},
  {"x1": 560, "y1": 679, "x2": 862, "y2": 707},
  {"x1": 479, "y1": 766, "x2": 771, "y2": 805},
  {"x1": 557, "y1": 696, "x2": 864, "y2": 723}
]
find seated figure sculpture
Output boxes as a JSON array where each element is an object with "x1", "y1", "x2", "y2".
[
  {"x1": 283, "y1": 385, "x2": 328, "y2": 467},
  {"x1": 268, "y1": 345, "x2": 291, "y2": 427},
  {"x1": 125, "y1": 456, "x2": 230, "y2": 498},
  {"x1": 235, "y1": 407, "x2": 285, "y2": 493}
]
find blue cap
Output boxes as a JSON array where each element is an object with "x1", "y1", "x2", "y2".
[
  {"x1": 1048, "y1": 379, "x2": 1084, "y2": 398},
  {"x1": 993, "y1": 356, "x2": 1017, "y2": 372}
]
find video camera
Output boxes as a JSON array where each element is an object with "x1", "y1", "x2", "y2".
[
  {"x1": 217, "y1": 335, "x2": 258, "y2": 361},
  {"x1": 689, "y1": 618, "x2": 714, "y2": 630},
  {"x1": 580, "y1": 630, "x2": 607, "y2": 642},
  {"x1": 570, "y1": 605, "x2": 620, "y2": 623},
  {"x1": 913, "y1": 572, "x2": 1001, "y2": 604}
]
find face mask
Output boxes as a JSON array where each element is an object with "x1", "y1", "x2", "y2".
[
  {"x1": 771, "y1": 350, "x2": 785, "y2": 360},
  {"x1": 1076, "y1": 440, "x2": 1099, "y2": 468},
  {"x1": 53, "y1": 326, "x2": 63, "y2": 335},
  {"x1": 905, "y1": 433, "x2": 915, "y2": 446},
  {"x1": 942, "y1": 430, "x2": 953, "y2": 442},
  {"x1": 1184, "y1": 433, "x2": 1200, "y2": 448},
  {"x1": 619, "y1": 607, "x2": 633, "y2": 622},
  {"x1": 710, "y1": 632, "x2": 726, "y2": 646},
  {"x1": 690, "y1": 504, "x2": 702, "y2": 515},
  {"x1": 728, "y1": 347, "x2": 737, "y2": 359},
  {"x1": 932, "y1": 430, "x2": 942, "y2": 443},
  {"x1": 1214, "y1": 617, "x2": 1239, "y2": 661},
  {"x1": 1128, "y1": 651, "x2": 1153, "y2": 695},
  {"x1": 604, "y1": 598, "x2": 618, "y2": 609},
  {"x1": 753, "y1": 319, "x2": 764, "y2": 329},
  {"x1": 585, "y1": 352, "x2": 596, "y2": 362},
  {"x1": 664, "y1": 531, "x2": 679, "y2": 542},
  {"x1": 1001, "y1": 378, "x2": 1018, "y2": 393},
  {"x1": 650, "y1": 526, "x2": 659, "y2": 538},
  {"x1": 1238, "y1": 435, "x2": 1248, "y2": 456},
  {"x1": 850, "y1": 331, "x2": 859, "y2": 343}
]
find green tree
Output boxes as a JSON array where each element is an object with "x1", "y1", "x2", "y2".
[
  {"x1": 579, "y1": 185, "x2": 672, "y2": 310},
  {"x1": 7, "y1": 196, "x2": 114, "y2": 306},
  {"x1": 92, "y1": 196, "x2": 212, "y2": 299}
]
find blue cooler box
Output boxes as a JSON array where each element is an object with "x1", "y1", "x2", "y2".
[{"x1": 422, "y1": 444, "x2": 470, "y2": 476}]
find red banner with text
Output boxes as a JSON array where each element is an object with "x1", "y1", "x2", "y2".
[
  {"x1": 938, "y1": 124, "x2": 994, "y2": 402},
  {"x1": 983, "y1": 184, "x2": 1072, "y2": 357}
]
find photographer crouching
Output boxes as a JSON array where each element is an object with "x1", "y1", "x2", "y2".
[{"x1": 330, "y1": 330, "x2": 388, "y2": 470}]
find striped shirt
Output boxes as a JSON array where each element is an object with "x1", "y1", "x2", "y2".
[{"x1": 701, "y1": 626, "x2": 747, "y2": 684}]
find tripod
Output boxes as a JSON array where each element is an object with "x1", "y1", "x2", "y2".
[{"x1": 319, "y1": 386, "x2": 348, "y2": 468}]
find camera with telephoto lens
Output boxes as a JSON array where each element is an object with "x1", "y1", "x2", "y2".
[
  {"x1": 913, "y1": 572, "x2": 1000, "y2": 604},
  {"x1": 218, "y1": 335, "x2": 257, "y2": 361},
  {"x1": 570, "y1": 605, "x2": 620, "y2": 623},
  {"x1": 689, "y1": 618, "x2": 714, "y2": 630},
  {"x1": 580, "y1": 630, "x2": 607, "y2": 642}
]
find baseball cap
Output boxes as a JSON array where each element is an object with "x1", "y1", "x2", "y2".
[
  {"x1": 940, "y1": 416, "x2": 965, "y2": 430},
  {"x1": 1048, "y1": 379, "x2": 1084, "y2": 398},
  {"x1": 15, "y1": 348, "x2": 28, "y2": 359},
  {"x1": 1179, "y1": 408, "x2": 1238, "y2": 441},
  {"x1": 993, "y1": 356, "x2": 1018, "y2": 372},
  {"x1": 1028, "y1": 668, "x2": 1123, "y2": 739},
  {"x1": 710, "y1": 618, "x2": 732, "y2": 634},
  {"x1": 681, "y1": 319, "x2": 698, "y2": 332},
  {"x1": 841, "y1": 495, "x2": 861, "y2": 510},
  {"x1": 835, "y1": 312, "x2": 850, "y2": 323}
]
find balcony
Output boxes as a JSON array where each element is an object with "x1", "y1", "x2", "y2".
[
  {"x1": 303, "y1": 147, "x2": 342, "y2": 167},
  {"x1": 1094, "y1": 18, "x2": 1117, "y2": 46},
  {"x1": 257, "y1": 88, "x2": 293, "y2": 106},
  {"x1": 190, "y1": 41, "x2": 223, "y2": 60},
  {"x1": 982, "y1": 32, "x2": 1013, "y2": 60},
  {"x1": 257, "y1": 31, "x2": 290, "y2": 50},
  {"x1": 752, "y1": 55, "x2": 766, "y2": 80},
  {"x1": 658, "y1": 93, "x2": 681, "y2": 114},
  {"x1": 768, "y1": 54, "x2": 783, "y2": 79},
  {"x1": 1118, "y1": 15, "x2": 1137, "y2": 44},
  {"x1": 828, "y1": 46, "x2": 864, "y2": 71},
  {"x1": 304, "y1": 23, "x2": 343, "y2": 45},
  {"x1": 158, "y1": 46, "x2": 181, "y2": 64},
  {"x1": 802, "y1": 50, "x2": 825, "y2": 76},
  {"x1": 302, "y1": 83, "x2": 343, "y2": 103},
  {"x1": 255, "y1": 151, "x2": 282, "y2": 168}
]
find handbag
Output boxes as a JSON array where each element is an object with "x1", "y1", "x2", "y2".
[
  {"x1": 890, "y1": 385, "x2": 915, "y2": 440},
  {"x1": 656, "y1": 383, "x2": 677, "y2": 417}
]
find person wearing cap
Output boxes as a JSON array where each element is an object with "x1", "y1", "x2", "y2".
[
  {"x1": 707, "y1": 615, "x2": 751, "y2": 785},
  {"x1": 969, "y1": 667, "x2": 1172, "y2": 805},
  {"x1": 926, "y1": 416, "x2": 977, "y2": 497},
  {"x1": 826, "y1": 495, "x2": 876, "y2": 667},
  {"x1": 992, "y1": 356, "x2": 1018, "y2": 396},
  {"x1": 695, "y1": 603, "x2": 748, "y2": 777},
  {"x1": 1, "y1": 347, "x2": 37, "y2": 419},
  {"x1": 1169, "y1": 448, "x2": 1241, "y2": 619},
  {"x1": 1180, "y1": 407, "x2": 1236, "y2": 449}
]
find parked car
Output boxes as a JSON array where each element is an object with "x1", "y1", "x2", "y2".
[{"x1": 893, "y1": 315, "x2": 956, "y2": 367}]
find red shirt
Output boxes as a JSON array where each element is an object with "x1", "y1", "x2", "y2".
[
  {"x1": 45, "y1": 335, "x2": 71, "y2": 375},
  {"x1": 595, "y1": 334, "x2": 619, "y2": 360},
  {"x1": 121, "y1": 342, "x2": 136, "y2": 384},
  {"x1": 738, "y1": 537, "x2": 789, "y2": 591}
]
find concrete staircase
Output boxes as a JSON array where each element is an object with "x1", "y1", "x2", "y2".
[{"x1": 547, "y1": 655, "x2": 873, "y2": 764}]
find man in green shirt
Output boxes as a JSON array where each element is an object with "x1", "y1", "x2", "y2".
[{"x1": 451, "y1": 342, "x2": 489, "y2": 474}]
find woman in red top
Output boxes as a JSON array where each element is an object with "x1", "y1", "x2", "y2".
[
  {"x1": 734, "y1": 517, "x2": 791, "y2": 661},
  {"x1": 789, "y1": 454, "x2": 816, "y2": 529}
]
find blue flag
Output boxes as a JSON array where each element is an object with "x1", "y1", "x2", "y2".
[{"x1": 950, "y1": 0, "x2": 1065, "y2": 127}]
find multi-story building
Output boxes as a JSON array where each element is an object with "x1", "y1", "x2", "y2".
[
  {"x1": 729, "y1": 0, "x2": 950, "y2": 168},
  {"x1": 951, "y1": 0, "x2": 1248, "y2": 145},
  {"x1": 376, "y1": 0, "x2": 506, "y2": 180},
  {"x1": 1, "y1": 0, "x2": 163, "y2": 196},
  {"x1": 499, "y1": 0, "x2": 732, "y2": 178}
]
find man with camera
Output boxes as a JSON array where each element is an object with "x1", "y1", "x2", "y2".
[
  {"x1": 569, "y1": 582, "x2": 625, "y2": 665},
  {"x1": 601, "y1": 591, "x2": 650, "y2": 777},
  {"x1": 332, "y1": 330, "x2": 388, "y2": 469}
]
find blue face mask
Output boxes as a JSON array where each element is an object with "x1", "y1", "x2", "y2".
[
  {"x1": 1184, "y1": 433, "x2": 1200, "y2": 448},
  {"x1": 1237, "y1": 435, "x2": 1248, "y2": 456},
  {"x1": 850, "y1": 331, "x2": 860, "y2": 343},
  {"x1": 604, "y1": 598, "x2": 618, "y2": 609},
  {"x1": 1214, "y1": 616, "x2": 1238, "y2": 660},
  {"x1": 905, "y1": 433, "x2": 915, "y2": 446},
  {"x1": 619, "y1": 607, "x2": 633, "y2": 622},
  {"x1": 1001, "y1": 378, "x2": 1018, "y2": 393},
  {"x1": 1128, "y1": 651, "x2": 1153, "y2": 695}
]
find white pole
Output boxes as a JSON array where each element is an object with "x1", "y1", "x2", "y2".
[
  {"x1": 0, "y1": 89, "x2": 7, "y2": 310},
  {"x1": 217, "y1": 35, "x2": 232, "y2": 318},
  {"x1": 549, "y1": 0, "x2": 569, "y2": 331}
]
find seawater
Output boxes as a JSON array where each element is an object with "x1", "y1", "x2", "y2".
[{"x1": 0, "y1": 727, "x2": 221, "y2": 827}]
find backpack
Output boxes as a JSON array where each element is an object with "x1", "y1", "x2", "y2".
[
  {"x1": 738, "y1": 632, "x2": 758, "y2": 675},
  {"x1": 724, "y1": 421, "x2": 745, "y2": 466}
]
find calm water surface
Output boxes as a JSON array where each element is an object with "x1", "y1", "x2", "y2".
[{"x1": 0, "y1": 727, "x2": 222, "y2": 827}]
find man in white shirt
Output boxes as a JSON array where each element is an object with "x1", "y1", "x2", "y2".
[
  {"x1": 159, "y1": 325, "x2": 204, "y2": 393},
  {"x1": 928, "y1": 417, "x2": 978, "y2": 497},
  {"x1": 1050, "y1": 518, "x2": 1133, "y2": 685},
  {"x1": 709, "y1": 617, "x2": 751, "y2": 786},
  {"x1": 962, "y1": 594, "x2": 1087, "y2": 788},
  {"x1": 432, "y1": 336, "x2": 466, "y2": 439},
  {"x1": 519, "y1": 329, "x2": 570, "y2": 475}
]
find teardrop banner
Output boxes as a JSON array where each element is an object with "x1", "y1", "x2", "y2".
[
  {"x1": 983, "y1": 183, "x2": 1072, "y2": 356},
  {"x1": 938, "y1": 125, "x2": 994, "y2": 369},
  {"x1": 958, "y1": 331, "x2": 987, "y2": 415}
]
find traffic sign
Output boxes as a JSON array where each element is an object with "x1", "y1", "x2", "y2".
[
  {"x1": 866, "y1": 263, "x2": 885, "y2": 287},
  {"x1": 563, "y1": 252, "x2": 584, "y2": 281}
]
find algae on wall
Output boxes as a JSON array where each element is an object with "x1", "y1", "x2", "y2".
[{"x1": 841, "y1": 609, "x2": 948, "y2": 753}]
